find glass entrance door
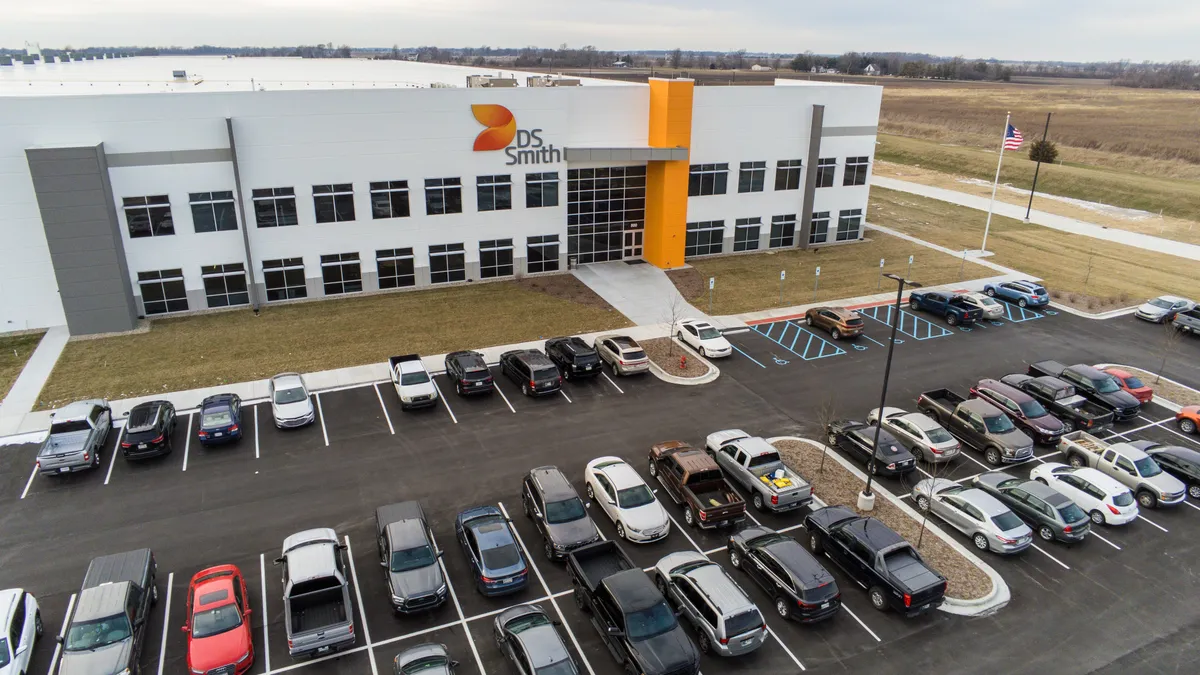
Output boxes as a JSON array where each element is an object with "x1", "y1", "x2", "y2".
[{"x1": 567, "y1": 166, "x2": 647, "y2": 264}]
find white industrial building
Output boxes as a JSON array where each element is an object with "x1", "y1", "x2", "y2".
[{"x1": 0, "y1": 56, "x2": 882, "y2": 335}]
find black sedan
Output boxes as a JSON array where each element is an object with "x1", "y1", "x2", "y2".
[
  {"x1": 728, "y1": 526, "x2": 841, "y2": 622},
  {"x1": 827, "y1": 420, "x2": 917, "y2": 476},
  {"x1": 972, "y1": 471, "x2": 1091, "y2": 543},
  {"x1": 1134, "y1": 441, "x2": 1200, "y2": 500}
]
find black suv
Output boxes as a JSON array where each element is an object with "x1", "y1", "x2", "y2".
[
  {"x1": 499, "y1": 350, "x2": 562, "y2": 397},
  {"x1": 728, "y1": 526, "x2": 841, "y2": 622},
  {"x1": 522, "y1": 466, "x2": 601, "y2": 560},
  {"x1": 545, "y1": 336, "x2": 602, "y2": 380},
  {"x1": 444, "y1": 350, "x2": 495, "y2": 396},
  {"x1": 121, "y1": 400, "x2": 176, "y2": 459}
]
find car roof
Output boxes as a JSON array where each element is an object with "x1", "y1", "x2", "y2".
[
  {"x1": 680, "y1": 562, "x2": 755, "y2": 615},
  {"x1": 597, "y1": 460, "x2": 647, "y2": 490},
  {"x1": 842, "y1": 516, "x2": 905, "y2": 551},
  {"x1": 0, "y1": 589, "x2": 21, "y2": 622},
  {"x1": 75, "y1": 583, "x2": 130, "y2": 622},
  {"x1": 530, "y1": 466, "x2": 578, "y2": 501},
  {"x1": 193, "y1": 575, "x2": 236, "y2": 611},
  {"x1": 608, "y1": 336, "x2": 641, "y2": 350},
  {"x1": 271, "y1": 373, "x2": 305, "y2": 388},
  {"x1": 200, "y1": 393, "x2": 237, "y2": 409},
  {"x1": 898, "y1": 412, "x2": 941, "y2": 431},
  {"x1": 960, "y1": 398, "x2": 1003, "y2": 416},
  {"x1": 1031, "y1": 375, "x2": 1069, "y2": 390},
  {"x1": 956, "y1": 488, "x2": 1012, "y2": 517},
  {"x1": 513, "y1": 622, "x2": 571, "y2": 667},
  {"x1": 977, "y1": 379, "x2": 1036, "y2": 405},
  {"x1": 602, "y1": 569, "x2": 661, "y2": 612},
  {"x1": 503, "y1": 349, "x2": 554, "y2": 366},
  {"x1": 848, "y1": 423, "x2": 902, "y2": 447},
  {"x1": 1154, "y1": 295, "x2": 1187, "y2": 302},
  {"x1": 126, "y1": 400, "x2": 168, "y2": 432},
  {"x1": 281, "y1": 529, "x2": 340, "y2": 582},
  {"x1": 1049, "y1": 464, "x2": 1125, "y2": 491},
  {"x1": 1147, "y1": 446, "x2": 1200, "y2": 462},
  {"x1": 1102, "y1": 368, "x2": 1132, "y2": 378},
  {"x1": 466, "y1": 515, "x2": 514, "y2": 549},
  {"x1": 682, "y1": 318, "x2": 714, "y2": 328},
  {"x1": 1010, "y1": 280, "x2": 1044, "y2": 290},
  {"x1": 758, "y1": 537, "x2": 831, "y2": 586},
  {"x1": 53, "y1": 399, "x2": 104, "y2": 421},
  {"x1": 819, "y1": 306, "x2": 859, "y2": 319},
  {"x1": 387, "y1": 519, "x2": 428, "y2": 549},
  {"x1": 729, "y1": 436, "x2": 780, "y2": 458},
  {"x1": 671, "y1": 448, "x2": 719, "y2": 474}
]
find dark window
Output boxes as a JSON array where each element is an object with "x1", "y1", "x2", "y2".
[
  {"x1": 313, "y1": 184, "x2": 355, "y2": 223},
  {"x1": 734, "y1": 217, "x2": 761, "y2": 252},
  {"x1": 685, "y1": 221, "x2": 724, "y2": 257},
  {"x1": 567, "y1": 166, "x2": 646, "y2": 264},
  {"x1": 425, "y1": 178, "x2": 463, "y2": 215},
  {"x1": 525, "y1": 172, "x2": 559, "y2": 208},
  {"x1": 527, "y1": 235, "x2": 560, "y2": 273},
  {"x1": 479, "y1": 239, "x2": 514, "y2": 278},
  {"x1": 815, "y1": 158, "x2": 837, "y2": 188},
  {"x1": 137, "y1": 268, "x2": 188, "y2": 314},
  {"x1": 770, "y1": 214, "x2": 796, "y2": 248},
  {"x1": 189, "y1": 191, "x2": 237, "y2": 233},
  {"x1": 429, "y1": 243, "x2": 466, "y2": 284},
  {"x1": 844, "y1": 156, "x2": 870, "y2": 186},
  {"x1": 738, "y1": 161, "x2": 766, "y2": 193},
  {"x1": 775, "y1": 159, "x2": 803, "y2": 191},
  {"x1": 252, "y1": 187, "x2": 298, "y2": 228},
  {"x1": 369, "y1": 181, "x2": 410, "y2": 219},
  {"x1": 262, "y1": 257, "x2": 307, "y2": 301},
  {"x1": 320, "y1": 252, "x2": 362, "y2": 295},
  {"x1": 200, "y1": 263, "x2": 249, "y2": 308},
  {"x1": 476, "y1": 175, "x2": 512, "y2": 212},
  {"x1": 376, "y1": 248, "x2": 415, "y2": 289},
  {"x1": 688, "y1": 163, "x2": 729, "y2": 197},
  {"x1": 837, "y1": 209, "x2": 863, "y2": 241},
  {"x1": 810, "y1": 211, "x2": 831, "y2": 244},
  {"x1": 123, "y1": 195, "x2": 174, "y2": 238}
]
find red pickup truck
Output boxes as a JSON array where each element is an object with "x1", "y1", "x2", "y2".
[{"x1": 649, "y1": 441, "x2": 746, "y2": 529}]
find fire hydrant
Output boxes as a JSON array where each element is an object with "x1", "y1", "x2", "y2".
[{"x1": 679, "y1": 354, "x2": 688, "y2": 370}]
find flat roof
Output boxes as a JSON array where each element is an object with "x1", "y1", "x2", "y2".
[{"x1": 0, "y1": 55, "x2": 633, "y2": 97}]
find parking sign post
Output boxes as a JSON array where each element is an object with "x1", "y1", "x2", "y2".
[
  {"x1": 779, "y1": 269, "x2": 786, "y2": 304},
  {"x1": 813, "y1": 266, "x2": 820, "y2": 301},
  {"x1": 708, "y1": 276, "x2": 715, "y2": 313},
  {"x1": 877, "y1": 258, "x2": 885, "y2": 291},
  {"x1": 908, "y1": 255, "x2": 914, "y2": 281}
]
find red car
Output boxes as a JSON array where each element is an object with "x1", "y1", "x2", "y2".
[
  {"x1": 1103, "y1": 368, "x2": 1153, "y2": 404},
  {"x1": 1179, "y1": 406, "x2": 1200, "y2": 435},
  {"x1": 183, "y1": 565, "x2": 254, "y2": 674}
]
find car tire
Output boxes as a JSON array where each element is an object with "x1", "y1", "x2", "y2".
[
  {"x1": 1189, "y1": 484, "x2": 1200, "y2": 500},
  {"x1": 806, "y1": 315, "x2": 815, "y2": 327},
  {"x1": 616, "y1": 522, "x2": 626, "y2": 540},
  {"x1": 986, "y1": 288, "x2": 996, "y2": 297},
  {"x1": 775, "y1": 597, "x2": 790, "y2": 620},
  {"x1": 35, "y1": 610, "x2": 43, "y2": 636},
  {"x1": 1069, "y1": 454, "x2": 1086, "y2": 469},
  {"x1": 456, "y1": 382, "x2": 463, "y2": 395},
  {"x1": 1018, "y1": 299, "x2": 1028, "y2": 308},
  {"x1": 1038, "y1": 525, "x2": 1055, "y2": 542},
  {"x1": 868, "y1": 586, "x2": 889, "y2": 612},
  {"x1": 574, "y1": 586, "x2": 589, "y2": 612},
  {"x1": 697, "y1": 632, "x2": 712, "y2": 654},
  {"x1": 868, "y1": 462, "x2": 878, "y2": 475},
  {"x1": 1137, "y1": 490, "x2": 1158, "y2": 509},
  {"x1": 655, "y1": 576, "x2": 669, "y2": 597},
  {"x1": 1090, "y1": 510, "x2": 1106, "y2": 526},
  {"x1": 827, "y1": 433, "x2": 838, "y2": 447},
  {"x1": 985, "y1": 447, "x2": 1002, "y2": 466},
  {"x1": 947, "y1": 314, "x2": 959, "y2": 326},
  {"x1": 973, "y1": 534, "x2": 989, "y2": 551},
  {"x1": 809, "y1": 533, "x2": 824, "y2": 555},
  {"x1": 676, "y1": 330, "x2": 684, "y2": 341},
  {"x1": 753, "y1": 493, "x2": 765, "y2": 512},
  {"x1": 831, "y1": 328, "x2": 841, "y2": 340},
  {"x1": 648, "y1": 460, "x2": 657, "y2": 477},
  {"x1": 916, "y1": 496, "x2": 930, "y2": 512},
  {"x1": 1062, "y1": 419, "x2": 1075, "y2": 432},
  {"x1": 523, "y1": 496, "x2": 532, "y2": 518},
  {"x1": 93, "y1": 451, "x2": 101, "y2": 468},
  {"x1": 152, "y1": 585, "x2": 159, "y2": 605},
  {"x1": 544, "y1": 541, "x2": 555, "y2": 561},
  {"x1": 684, "y1": 507, "x2": 696, "y2": 527},
  {"x1": 522, "y1": 383, "x2": 530, "y2": 396},
  {"x1": 729, "y1": 549, "x2": 741, "y2": 568},
  {"x1": 909, "y1": 299, "x2": 920, "y2": 310},
  {"x1": 1179, "y1": 419, "x2": 1197, "y2": 435},
  {"x1": 586, "y1": 482, "x2": 595, "y2": 499}
]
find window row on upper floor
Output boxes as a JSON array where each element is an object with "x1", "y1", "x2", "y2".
[{"x1": 687, "y1": 156, "x2": 870, "y2": 197}]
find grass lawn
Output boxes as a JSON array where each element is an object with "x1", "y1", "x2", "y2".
[
  {"x1": 37, "y1": 278, "x2": 630, "y2": 410},
  {"x1": 877, "y1": 134, "x2": 1200, "y2": 223},
  {"x1": 869, "y1": 187, "x2": 1200, "y2": 309},
  {"x1": 669, "y1": 230, "x2": 992, "y2": 316},
  {"x1": 0, "y1": 332, "x2": 45, "y2": 402}
]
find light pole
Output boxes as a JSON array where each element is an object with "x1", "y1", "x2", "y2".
[{"x1": 859, "y1": 273, "x2": 922, "y2": 511}]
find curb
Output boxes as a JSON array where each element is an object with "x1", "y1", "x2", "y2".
[
  {"x1": 1049, "y1": 303, "x2": 1138, "y2": 320},
  {"x1": 766, "y1": 436, "x2": 1010, "y2": 617},
  {"x1": 648, "y1": 338, "x2": 720, "y2": 386}
]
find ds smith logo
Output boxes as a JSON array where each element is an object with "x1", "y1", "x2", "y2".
[{"x1": 471, "y1": 104, "x2": 562, "y2": 166}]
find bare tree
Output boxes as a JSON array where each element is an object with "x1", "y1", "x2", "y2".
[
  {"x1": 812, "y1": 394, "x2": 839, "y2": 487},
  {"x1": 662, "y1": 294, "x2": 688, "y2": 357},
  {"x1": 669, "y1": 48, "x2": 682, "y2": 69},
  {"x1": 1156, "y1": 320, "x2": 1185, "y2": 384}
]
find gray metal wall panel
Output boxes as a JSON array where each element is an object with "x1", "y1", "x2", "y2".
[
  {"x1": 30, "y1": 173, "x2": 106, "y2": 194},
  {"x1": 105, "y1": 148, "x2": 233, "y2": 167},
  {"x1": 39, "y1": 204, "x2": 114, "y2": 227},
  {"x1": 798, "y1": 105, "x2": 825, "y2": 250},
  {"x1": 820, "y1": 125, "x2": 878, "y2": 137},
  {"x1": 58, "y1": 277, "x2": 129, "y2": 299},
  {"x1": 62, "y1": 291, "x2": 135, "y2": 313}
]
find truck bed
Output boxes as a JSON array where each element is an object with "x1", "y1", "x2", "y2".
[
  {"x1": 1058, "y1": 430, "x2": 1109, "y2": 455},
  {"x1": 918, "y1": 389, "x2": 966, "y2": 411},
  {"x1": 690, "y1": 485, "x2": 740, "y2": 509},
  {"x1": 1029, "y1": 360, "x2": 1067, "y2": 378},
  {"x1": 290, "y1": 587, "x2": 348, "y2": 634},
  {"x1": 568, "y1": 541, "x2": 635, "y2": 592}
]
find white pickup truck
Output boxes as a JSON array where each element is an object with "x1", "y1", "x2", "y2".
[
  {"x1": 389, "y1": 354, "x2": 438, "y2": 410},
  {"x1": 1058, "y1": 431, "x2": 1187, "y2": 508},
  {"x1": 705, "y1": 429, "x2": 812, "y2": 512}
]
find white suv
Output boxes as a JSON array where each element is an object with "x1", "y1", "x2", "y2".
[
  {"x1": 0, "y1": 589, "x2": 42, "y2": 675},
  {"x1": 1030, "y1": 463, "x2": 1139, "y2": 525}
]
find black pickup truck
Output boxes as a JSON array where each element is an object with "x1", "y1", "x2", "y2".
[
  {"x1": 999, "y1": 374, "x2": 1115, "y2": 432},
  {"x1": 568, "y1": 541, "x2": 699, "y2": 675},
  {"x1": 1027, "y1": 361, "x2": 1141, "y2": 422},
  {"x1": 804, "y1": 506, "x2": 946, "y2": 616}
]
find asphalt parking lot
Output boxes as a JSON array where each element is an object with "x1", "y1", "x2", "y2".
[{"x1": 3, "y1": 304, "x2": 1199, "y2": 675}]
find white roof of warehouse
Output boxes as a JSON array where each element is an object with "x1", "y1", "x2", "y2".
[{"x1": 0, "y1": 55, "x2": 634, "y2": 96}]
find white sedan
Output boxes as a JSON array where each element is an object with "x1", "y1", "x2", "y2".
[
  {"x1": 1030, "y1": 462, "x2": 1139, "y2": 526},
  {"x1": 584, "y1": 457, "x2": 670, "y2": 543},
  {"x1": 960, "y1": 292, "x2": 1005, "y2": 320},
  {"x1": 675, "y1": 319, "x2": 732, "y2": 358}
]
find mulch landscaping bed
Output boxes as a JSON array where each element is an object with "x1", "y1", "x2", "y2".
[
  {"x1": 641, "y1": 337, "x2": 711, "y2": 378},
  {"x1": 772, "y1": 438, "x2": 993, "y2": 601},
  {"x1": 665, "y1": 267, "x2": 706, "y2": 302},
  {"x1": 1112, "y1": 364, "x2": 1200, "y2": 407}
]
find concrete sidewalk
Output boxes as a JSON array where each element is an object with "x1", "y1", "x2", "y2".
[
  {"x1": 572, "y1": 261, "x2": 742, "y2": 328},
  {"x1": 0, "y1": 326, "x2": 68, "y2": 437},
  {"x1": 873, "y1": 175, "x2": 1200, "y2": 262}
]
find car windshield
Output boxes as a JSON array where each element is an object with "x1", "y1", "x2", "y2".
[
  {"x1": 617, "y1": 485, "x2": 655, "y2": 508},
  {"x1": 400, "y1": 372, "x2": 430, "y2": 386},
  {"x1": 983, "y1": 415, "x2": 1015, "y2": 433},
  {"x1": 626, "y1": 600, "x2": 678, "y2": 640},
  {"x1": 697, "y1": 327, "x2": 722, "y2": 340},
  {"x1": 402, "y1": 656, "x2": 450, "y2": 674},
  {"x1": 391, "y1": 545, "x2": 436, "y2": 572},
  {"x1": 537, "y1": 660, "x2": 578, "y2": 675},
  {"x1": 273, "y1": 386, "x2": 307, "y2": 405},
  {"x1": 1112, "y1": 490, "x2": 1135, "y2": 507},
  {"x1": 1149, "y1": 298, "x2": 1174, "y2": 309},
  {"x1": 1017, "y1": 399, "x2": 1049, "y2": 418},
  {"x1": 1133, "y1": 457, "x2": 1162, "y2": 477},
  {"x1": 1123, "y1": 376, "x2": 1146, "y2": 388},
  {"x1": 991, "y1": 511, "x2": 1025, "y2": 531},
  {"x1": 0, "y1": 638, "x2": 8, "y2": 667},
  {"x1": 481, "y1": 543, "x2": 521, "y2": 570},
  {"x1": 192, "y1": 604, "x2": 243, "y2": 639},
  {"x1": 979, "y1": 296, "x2": 999, "y2": 306},
  {"x1": 545, "y1": 497, "x2": 587, "y2": 524},
  {"x1": 1092, "y1": 377, "x2": 1121, "y2": 394},
  {"x1": 201, "y1": 409, "x2": 233, "y2": 427},
  {"x1": 1057, "y1": 503, "x2": 1087, "y2": 523},
  {"x1": 926, "y1": 427, "x2": 954, "y2": 444},
  {"x1": 65, "y1": 615, "x2": 132, "y2": 651}
]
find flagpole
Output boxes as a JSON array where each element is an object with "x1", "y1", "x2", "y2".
[{"x1": 981, "y1": 111, "x2": 1010, "y2": 253}]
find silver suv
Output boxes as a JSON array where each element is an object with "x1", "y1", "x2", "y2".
[{"x1": 653, "y1": 551, "x2": 766, "y2": 656}]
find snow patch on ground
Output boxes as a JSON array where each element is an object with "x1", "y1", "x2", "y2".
[{"x1": 955, "y1": 178, "x2": 1157, "y2": 221}]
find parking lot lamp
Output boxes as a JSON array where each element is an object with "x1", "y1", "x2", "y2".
[{"x1": 859, "y1": 273, "x2": 922, "y2": 511}]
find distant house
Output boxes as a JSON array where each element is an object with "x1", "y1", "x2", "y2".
[
  {"x1": 810, "y1": 66, "x2": 839, "y2": 74},
  {"x1": 750, "y1": 64, "x2": 772, "y2": 71},
  {"x1": 612, "y1": 61, "x2": 628, "y2": 68},
  {"x1": 864, "y1": 63, "x2": 880, "y2": 75}
]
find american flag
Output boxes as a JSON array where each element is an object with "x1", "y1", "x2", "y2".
[{"x1": 1003, "y1": 124, "x2": 1024, "y2": 151}]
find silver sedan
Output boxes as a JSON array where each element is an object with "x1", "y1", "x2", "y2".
[
  {"x1": 867, "y1": 407, "x2": 960, "y2": 463},
  {"x1": 911, "y1": 478, "x2": 1032, "y2": 555}
]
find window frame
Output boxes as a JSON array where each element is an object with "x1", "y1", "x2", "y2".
[
  {"x1": 809, "y1": 211, "x2": 831, "y2": 245},
  {"x1": 376, "y1": 248, "x2": 416, "y2": 289},
  {"x1": 684, "y1": 220, "x2": 725, "y2": 257},
  {"x1": 262, "y1": 257, "x2": 307, "y2": 302},
  {"x1": 836, "y1": 209, "x2": 863, "y2": 242},
  {"x1": 814, "y1": 158, "x2": 837, "y2": 188},
  {"x1": 312, "y1": 183, "x2": 356, "y2": 223},
  {"x1": 843, "y1": 156, "x2": 870, "y2": 186},
  {"x1": 525, "y1": 172, "x2": 560, "y2": 208},
  {"x1": 479, "y1": 239, "x2": 515, "y2": 279},
  {"x1": 429, "y1": 243, "x2": 466, "y2": 284},
  {"x1": 251, "y1": 187, "x2": 299, "y2": 228},
  {"x1": 733, "y1": 217, "x2": 762, "y2": 252},
  {"x1": 687, "y1": 163, "x2": 730, "y2": 197},
  {"x1": 369, "y1": 181, "x2": 410, "y2": 220},
  {"x1": 200, "y1": 263, "x2": 250, "y2": 308},
  {"x1": 774, "y1": 159, "x2": 803, "y2": 191},
  {"x1": 424, "y1": 178, "x2": 464, "y2": 216},
  {"x1": 319, "y1": 252, "x2": 363, "y2": 295},
  {"x1": 526, "y1": 235, "x2": 560, "y2": 274},
  {"x1": 188, "y1": 191, "x2": 237, "y2": 233},
  {"x1": 137, "y1": 268, "x2": 188, "y2": 315},
  {"x1": 737, "y1": 161, "x2": 766, "y2": 193},
  {"x1": 476, "y1": 174, "x2": 513, "y2": 212},
  {"x1": 769, "y1": 214, "x2": 796, "y2": 248},
  {"x1": 123, "y1": 195, "x2": 175, "y2": 238}
]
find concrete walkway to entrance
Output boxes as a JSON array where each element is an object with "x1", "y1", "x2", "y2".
[
  {"x1": 873, "y1": 176, "x2": 1200, "y2": 262},
  {"x1": 572, "y1": 261, "x2": 738, "y2": 328},
  {"x1": 0, "y1": 325, "x2": 69, "y2": 437}
]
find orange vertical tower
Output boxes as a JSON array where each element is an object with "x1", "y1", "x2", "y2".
[{"x1": 643, "y1": 78, "x2": 693, "y2": 269}]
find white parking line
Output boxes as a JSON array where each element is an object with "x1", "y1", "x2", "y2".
[
  {"x1": 20, "y1": 463, "x2": 37, "y2": 500},
  {"x1": 1138, "y1": 514, "x2": 1169, "y2": 533},
  {"x1": 560, "y1": 389, "x2": 573, "y2": 404},
  {"x1": 493, "y1": 383, "x2": 517, "y2": 413},
  {"x1": 953, "y1": 450, "x2": 1062, "y2": 484},
  {"x1": 269, "y1": 646, "x2": 372, "y2": 674},
  {"x1": 660, "y1": 507, "x2": 707, "y2": 555},
  {"x1": 1183, "y1": 500, "x2": 1200, "y2": 513},
  {"x1": 259, "y1": 554, "x2": 271, "y2": 674},
  {"x1": 342, "y1": 536, "x2": 379, "y2": 675},
  {"x1": 104, "y1": 426, "x2": 124, "y2": 485},
  {"x1": 47, "y1": 592, "x2": 76, "y2": 675},
  {"x1": 1089, "y1": 530, "x2": 1122, "y2": 551},
  {"x1": 601, "y1": 373, "x2": 625, "y2": 394},
  {"x1": 766, "y1": 625, "x2": 807, "y2": 670},
  {"x1": 431, "y1": 379, "x2": 458, "y2": 424},
  {"x1": 181, "y1": 414, "x2": 193, "y2": 471},
  {"x1": 955, "y1": 451, "x2": 993, "y2": 472},
  {"x1": 254, "y1": 406, "x2": 260, "y2": 459},
  {"x1": 841, "y1": 604, "x2": 882, "y2": 643},
  {"x1": 427, "y1": 533, "x2": 486, "y2": 675},
  {"x1": 156, "y1": 572, "x2": 174, "y2": 675},
  {"x1": 1029, "y1": 543, "x2": 1070, "y2": 570},
  {"x1": 498, "y1": 502, "x2": 597, "y2": 675},
  {"x1": 315, "y1": 394, "x2": 329, "y2": 446},
  {"x1": 372, "y1": 383, "x2": 395, "y2": 435}
]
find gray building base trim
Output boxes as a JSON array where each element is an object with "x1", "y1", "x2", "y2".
[
  {"x1": 820, "y1": 125, "x2": 878, "y2": 137},
  {"x1": 362, "y1": 271, "x2": 379, "y2": 293},
  {"x1": 464, "y1": 261, "x2": 481, "y2": 282},
  {"x1": 105, "y1": 148, "x2": 233, "y2": 167}
]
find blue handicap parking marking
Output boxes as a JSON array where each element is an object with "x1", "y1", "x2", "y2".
[
  {"x1": 852, "y1": 343, "x2": 868, "y2": 351},
  {"x1": 958, "y1": 326, "x2": 972, "y2": 332},
  {"x1": 1045, "y1": 309, "x2": 1059, "y2": 316},
  {"x1": 858, "y1": 304, "x2": 953, "y2": 341},
  {"x1": 751, "y1": 320, "x2": 847, "y2": 361},
  {"x1": 990, "y1": 320, "x2": 1005, "y2": 327},
  {"x1": 772, "y1": 355, "x2": 790, "y2": 365},
  {"x1": 1002, "y1": 302, "x2": 1046, "y2": 323}
]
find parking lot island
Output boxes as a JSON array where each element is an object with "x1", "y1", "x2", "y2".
[{"x1": 643, "y1": 337, "x2": 720, "y2": 385}]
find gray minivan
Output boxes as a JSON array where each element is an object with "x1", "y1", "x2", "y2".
[{"x1": 653, "y1": 551, "x2": 766, "y2": 656}]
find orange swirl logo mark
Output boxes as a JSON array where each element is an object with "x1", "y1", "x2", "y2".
[{"x1": 471, "y1": 104, "x2": 517, "y2": 151}]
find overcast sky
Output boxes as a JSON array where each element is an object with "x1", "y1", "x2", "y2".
[{"x1": 4, "y1": 0, "x2": 1196, "y2": 62}]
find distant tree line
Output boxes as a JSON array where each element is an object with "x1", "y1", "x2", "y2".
[{"x1": 1111, "y1": 61, "x2": 1199, "y2": 90}]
